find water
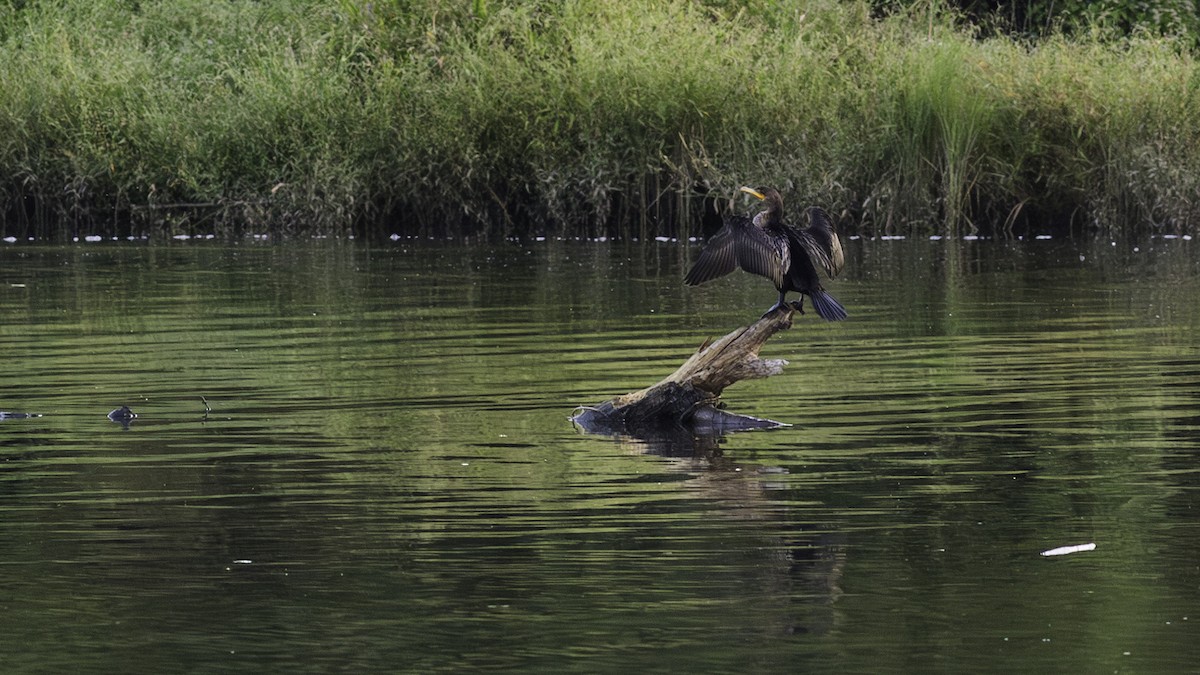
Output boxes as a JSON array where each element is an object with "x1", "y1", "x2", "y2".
[{"x1": 1, "y1": 238, "x2": 1198, "y2": 673}]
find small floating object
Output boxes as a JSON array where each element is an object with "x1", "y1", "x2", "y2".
[
  {"x1": 107, "y1": 406, "x2": 138, "y2": 422},
  {"x1": 1040, "y1": 542, "x2": 1096, "y2": 557},
  {"x1": 0, "y1": 411, "x2": 43, "y2": 420}
]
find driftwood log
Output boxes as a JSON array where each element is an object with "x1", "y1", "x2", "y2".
[{"x1": 571, "y1": 305, "x2": 803, "y2": 435}]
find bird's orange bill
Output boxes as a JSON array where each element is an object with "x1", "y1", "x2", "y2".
[{"x1": 739, "y1": 186, "x2": 765, "y2": 200}]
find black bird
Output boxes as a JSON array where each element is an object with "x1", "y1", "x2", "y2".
[
  {"x1": 107, "y1": 406, "x2": 137, "y2": 422},
  {"x1": 684, "y1": 186, "x2": 847, "y2": 320}
]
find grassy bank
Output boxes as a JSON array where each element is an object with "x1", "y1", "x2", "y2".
[{"x1": 1, "y1": 0, "x2": 1198, "y2": 239}]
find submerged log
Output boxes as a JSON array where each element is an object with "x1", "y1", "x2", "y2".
[{"x1": 572, "y1": 305, "x2": 801, "y2": 435}]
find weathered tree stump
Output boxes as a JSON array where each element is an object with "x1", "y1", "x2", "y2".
[{"x1": 572, "y1": 305, "x2": 801, "y2": 435}]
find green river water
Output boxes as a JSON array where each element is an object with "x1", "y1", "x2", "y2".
[{"x1": 0, "y1": 237, "x2": 1197, "y2": 673}]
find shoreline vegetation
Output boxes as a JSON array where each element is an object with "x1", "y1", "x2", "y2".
[{"x1": 1, "y1": 0, "x2": 1199, "y2": 241}]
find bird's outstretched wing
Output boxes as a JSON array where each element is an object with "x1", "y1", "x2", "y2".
[
  {"x1": 684, "y1": 215, "x2": 785, "y2": 288},
  {"x1": 794, "y1": 206, "x2": 844, "y2": 278}
]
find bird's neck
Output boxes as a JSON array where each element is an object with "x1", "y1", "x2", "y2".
[{"x1": 753, "y1": 211, "x2": 784, "y2": 229}]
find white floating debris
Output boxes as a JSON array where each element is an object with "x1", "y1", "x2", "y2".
[
  {"x1": 963, "y1": 235, "x2": 980, "y2": 241},
  {"x1": 173, "y1": 234, "x2": 190, "y2": 240},
  {"x1": 535, "y1": 236, "x2": 546, "y2": 242},
  {"x1": 84, "y1": 235, "x2": 102, "y2": 242},
  {"x1": 233, "y1": 559, "x2": 253, "y2": 564},
  {"x1": 1041, "y1": 542, "x2": 1096, "y2": 557},
  {"x1": 2, "y1": 236, "x2": 15, "y2": 243},
  {"x1": 880, "y1": 235, "x2": 906, "y2": 240},
  {"x1": 929, "y1": 235, "x2": 943, "y2": 241},
  {"x1": 389, "y1": 234, "x2": 401, "y2": 241},
  {"x1": 1184, "y1": 235, "x2": 1193, "y2": 241}
]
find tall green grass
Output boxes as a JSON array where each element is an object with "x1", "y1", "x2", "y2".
[{"x1": 0, "y1": 0, "x2": 1198, "y2": 239}]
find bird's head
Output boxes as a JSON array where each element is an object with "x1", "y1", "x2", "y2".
[{"x1": 739, "y1": 186, "x2": 785, "y2": 224}]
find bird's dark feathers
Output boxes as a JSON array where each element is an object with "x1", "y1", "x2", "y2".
[
  {"x1": 684, "y1": 204, "x2": 841, "y2": 288},
  {"x1": 793, "y1": 206, "x2": 844, "y2": 278},
  {"x1": 683, "y1": 214, "x2": 789, "y2": 289},
  {"x1": 683, "y1": 188, "x2": 847, "y2": 321}
]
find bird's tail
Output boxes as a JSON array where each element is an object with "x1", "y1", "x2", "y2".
[{"x1": 811, "y1": 290, "x2": 848, "y2": 321}]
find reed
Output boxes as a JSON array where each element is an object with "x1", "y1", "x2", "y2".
[{"x1": 1, "y1": 0, "x2": 1198, "y2": 239}]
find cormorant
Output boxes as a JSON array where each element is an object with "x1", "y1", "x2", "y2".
[{"x1": 684, "y1": 186, "x2": 847, "y2": 320}]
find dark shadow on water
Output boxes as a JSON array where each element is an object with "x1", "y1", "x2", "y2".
[
  {"x1": 571, "y1": 412, "x2": 847, "y2": 637},
  {"x1": 570, "y1": 403, "x2": 789, "y2": 459},
  {"x1": 570, "y1": 411, "x2": 791, "y2": 459},
  {"x1": 572, "y1": 424, "x2": 729, "y2": 459}
]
